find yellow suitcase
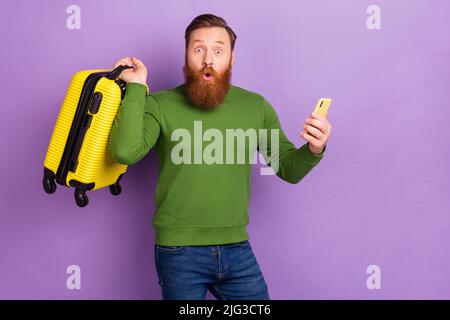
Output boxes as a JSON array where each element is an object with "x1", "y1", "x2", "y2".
[{"x1": 43, "y1": 66, "x2": 132, "y2": 207}]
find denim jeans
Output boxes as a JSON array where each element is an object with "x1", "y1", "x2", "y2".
[{"x1": 154, "y1": 240, "x2": 270, "y2": 300}]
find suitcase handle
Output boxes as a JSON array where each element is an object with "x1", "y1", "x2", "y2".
[{"x1": 107, "y1": 65, "x2": 133, "y2": 79}]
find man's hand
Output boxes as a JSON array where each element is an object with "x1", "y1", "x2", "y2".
[
  {"x1": 300, "y1": 112, "x2": 332, "y2": 155},
  {"x1": 113, "y1": 56, "x2": 148, "y2": 85}
]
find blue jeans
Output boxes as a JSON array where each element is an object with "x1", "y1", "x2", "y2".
[{"x1": 154, "y1": 240, "x2": 270, "y2": 300}]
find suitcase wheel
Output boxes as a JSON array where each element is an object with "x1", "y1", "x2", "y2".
[
  {"x1": 74, "y1": 189, "x2": 89, "y2": 208},
  {"x1": 109, "y1": 182, "x2": 122, "y2": 196},
  {"x1": 43, "y1": 172, "x2": 57, "y2": 194}
]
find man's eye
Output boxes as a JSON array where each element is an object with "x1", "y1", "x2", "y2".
[
  {"x1": 215, "y1": 49, "x2": 222, "y2": 55},
  {"x1": 195, "y1": 47, "x2": 203, "y2": 53}
]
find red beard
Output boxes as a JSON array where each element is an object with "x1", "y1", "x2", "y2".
[{"x1": 183, "y1": 60, "x2": 232, "y2": 110}]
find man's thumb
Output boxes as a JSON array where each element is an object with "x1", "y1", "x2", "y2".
[{"x1": 132, "y1": 57, "x2": 145, "y2": 68}]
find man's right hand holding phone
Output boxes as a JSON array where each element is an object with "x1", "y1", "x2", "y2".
[{"x1": 300, "y1": 98, "x2": 333, "y2": 155}]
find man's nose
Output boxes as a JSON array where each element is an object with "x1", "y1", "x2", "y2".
[{"x1": 203, "y1": 50, "x2": 214, "y2": 67}]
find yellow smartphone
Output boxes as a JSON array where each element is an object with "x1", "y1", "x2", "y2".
[{"x1": 313, "y1": 98, "x2": 332, "y2": 117}]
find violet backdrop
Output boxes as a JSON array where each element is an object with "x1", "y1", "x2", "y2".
[{"x1": 0, "y1": 0, "x2": 449, "y2": 299}]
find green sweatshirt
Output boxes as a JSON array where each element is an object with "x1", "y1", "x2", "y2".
[{"x1": 108, "y1": 82, "x2": 326, "y2": 246}]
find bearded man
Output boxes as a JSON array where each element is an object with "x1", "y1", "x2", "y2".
[{"x1": 109, "y1": 13, "x2": 332, "y2": 300}]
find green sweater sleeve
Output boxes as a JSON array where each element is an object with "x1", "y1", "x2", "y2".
[
  {"x1": 108, "y1": 82, "x2": 161, "y2": 165},
  {"x1": 259, "y1": 97, "x2": 326, "y2": 184}
]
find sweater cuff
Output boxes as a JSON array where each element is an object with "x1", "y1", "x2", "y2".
[
  {"x1": 125, "y1": 82, "x2": 149, "y2": 97},
  {"x1": 298, "y1": 142, "x2": 326, "y2": 162}
]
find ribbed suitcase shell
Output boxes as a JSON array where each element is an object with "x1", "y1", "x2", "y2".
[{"x1": 43, "y1": 68, "x2": 128, "y2": 207}]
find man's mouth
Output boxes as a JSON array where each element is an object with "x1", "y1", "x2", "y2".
[{"x1": 203, "y1": 72, "x2": 213, "y2": 81}]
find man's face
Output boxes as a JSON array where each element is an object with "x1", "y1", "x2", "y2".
[
  {"x1": 186, "y1": 26, "x2": 234, "y2": 74},
  {"x1": 183, "y1": 27, "x2": 234, "y2": 109}
]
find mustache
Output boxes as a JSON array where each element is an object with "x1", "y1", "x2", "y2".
[{"x1": 198, "y1": 65, "x2": 219, "y2": 78}]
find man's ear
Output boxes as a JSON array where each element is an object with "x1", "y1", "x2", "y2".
[{"x1": 231, "y1": 53, "x2": 234, "y2": 66}]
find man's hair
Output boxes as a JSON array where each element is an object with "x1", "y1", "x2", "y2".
[{"x1": 185, "y1": 14, "x2": 237, "y2": 50}]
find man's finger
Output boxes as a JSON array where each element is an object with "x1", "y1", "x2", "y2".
[
  {"x1": 125, "y1": 56, "x2": 133, "y2": 66},
  {"x1": 115, "y1": 60, "x2": 132, "y2": 68},
  {"x1": 300, "y1": 131, "x2": 321, "y2": 145},
  {"x1": 312, "y1": 112, "x2": 327, "y2": 121},
  {"x1": 132, "y1": 57, "x2": 146, "y2": 69},
  {"x1": 304, "y1": 124, "x2": 323, "y2": 140},
  {"x1": 118, "y1": 57, "x2": 133, "y2": 68},
  {"x1": 305, "y1": 118, "x2": 327, "y2": 133},
  {"x1": 114, "y1": 60, "x2": 124, "y2": 68}
]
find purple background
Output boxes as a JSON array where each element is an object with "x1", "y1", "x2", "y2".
[{"x1": 1, "y1": 0, "x2": 449, "y2": 299}]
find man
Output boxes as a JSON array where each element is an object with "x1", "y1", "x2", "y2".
[{"x1": 109, "y1": 14, "x2": 332, "y2": 300}]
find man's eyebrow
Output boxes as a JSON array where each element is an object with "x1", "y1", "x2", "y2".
[{"x1": 193, "y1": 39, "x2": 225, "y2": 45}]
